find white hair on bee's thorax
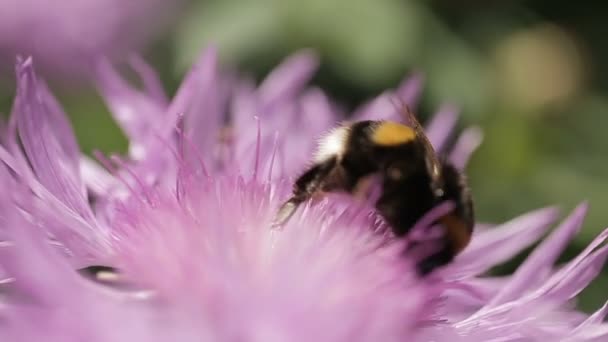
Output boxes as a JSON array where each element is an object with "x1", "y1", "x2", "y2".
[{"x1": 313, "y1": 125, "x2": 351, "y2": 163}]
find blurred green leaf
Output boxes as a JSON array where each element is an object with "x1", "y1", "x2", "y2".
[
  {"x1": 176, "y1": 0, "x2": 283, "y2": 70},
  {"x1": 175, "y1": 0, "x2": 424, "y2": 87}
]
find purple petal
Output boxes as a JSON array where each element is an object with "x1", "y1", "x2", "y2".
[
  {"x1": 542, "y1": 245, "x2": 608, "y2": 300},
  {"x1": 487, "y1": 203, "x2": 588, "y2": 307},
  {"x1": 424, "y1": 104, "x2": 459, "y2": 153},
  {"x1": 37, "y1": 81, "x2": 82, "y2": 161},
  {"x1": 447, "y1": 207, "x2": 559, "y2": 279},
  {"x1": 352, "y1": 93, "x2": 400, "y2": 122},
  {"x1": 353, "y1": 74, "x2": 424, "y2": 122},
  {"x1": 182, "y1": 49, "x2": 225, "y2": 157},
  {"x1": 128, "y1": 54, "x2": 169, "y2": 105},
  {"x1": 163, "y1": 47, "x2": 220, "y2": 139},
  {"x1": 395, "y1": 72, "x2": 424, "y2": 109},
  {"x1": 0, "y1": 145, "x2": 108, "y2": 260},
  {"x1": 449, "y1": 126, "x2": 484, "y2": 170},
  {"x1": 576, "y1": 300, "x2": 608, "y2": 330},
  {"x1": 462, "y1": 231, "x2": 608, "y2": 333},
  {"x1": 440, "y1": 276, "x2": 511, "y2": 313},
  {"x1": 80, "y1": 156, "x2": 117, "y2": 196},
  {"x1": 570, "y1": 300, "x2": 608, "y2": 339},
  {"x1": 123, "y1": 47, "x2": 220, "y2": 181},
  {"x1": 530, "y1": 228, "x2": 608, "y2": 301},
  {"x1": 299, "y1": 88, "x2": 339, "y2": 135},
  {"x1": 0, "y1": 199, "x2": 78, "y2": 305},
  {"x1": 568, "y1": 328, "x2": 608, "y2": 341},
  {"x1": 95, "y1": 57, "x2": 165, "y2": 158},
  {"x1": 15, "y1": 58, "x2": 95, "y2": 224},
  {"x1": 257, "y1": 50, "x2": 319, "y2": 111}
]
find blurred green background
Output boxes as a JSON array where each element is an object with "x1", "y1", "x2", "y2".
[{"x1": 2, "y1": 0, "x2": 607, "y2": 310}]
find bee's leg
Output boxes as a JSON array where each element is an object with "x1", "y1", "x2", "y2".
[
  {"x1": 273, "y1": 157, "x2": 346, "y2": 227},
  {"x1": 273, "y1": 200, "x2": 301, "y2": 227},
  {"x1": 78, "y1": 265, "x2": 122, "y2": 283}
]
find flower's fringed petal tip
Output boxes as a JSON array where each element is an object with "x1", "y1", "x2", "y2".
[
  {"x1": 569, "y1": 300, "x2": 608, "y2": 340},
  {"x1": 94, "y1": 56, "x2": 166, "y2": 151},
  {"x1": 180, "y1": 48, "x2": 225, "y2": 158},
  {"x1": 488, "y1": 202, "x2": 588, "y2": 307},
  {"x1": 424, "y1": 104, "x2": 459, "y2": 153},
  {"x1": 0, "y1": 199, "x2": 77, "y2": 307},
  {"x1": 257, "y1": 49, "x2": 320, "y2": 110},
  {"x1": 9, "y1": 59, "x2": 111, "y2": 259},
  {"x1": 529, "y1": 225, "x2": 608, "y2": 303},
  {"x1": 166, "y1": 46, "x2": 219, "y2": 129},
  {"x1": 552, "y1": 238, "x2": 608, "y2": 300},
  {"x1": 300, "y1": 88, "x2": 336, "y2": 133},
  {"x1": 352, "y1": 73, "x2": 425, "y2": 123},
  {"x1": 447, "y1": 206, "x2": 560, "y2": 279},
  {"x1": 127, "y1": 54, "x2": 169, "y2": 105},
  {"x1": 80, "y1": 155, "x2": 117, "y2": 197},
  {"x1": 457, "y1": 226, "x2": 608, "y2": 340},
  {"x1": 14, "y1": 59, "x2": 94, "y2": 221},
  {"x1": 449, "y1": 126, "x2": 484, "y2": 170}
]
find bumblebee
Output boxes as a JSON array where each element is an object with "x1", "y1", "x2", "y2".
[{"x1": 274, "y1": 108, "x2": 474, "y2": 275}]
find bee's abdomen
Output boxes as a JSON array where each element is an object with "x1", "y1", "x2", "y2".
[{"x1": 375, "y1": 169, "x2": 436, "y2": 236}]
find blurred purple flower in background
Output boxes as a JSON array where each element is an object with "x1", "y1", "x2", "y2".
[
  {"x1": 0, "y1": 0, "x2": 182, "y2": 78},
  {"x1": 0, "y1": 49, "x2": 607, "y2": 341}
]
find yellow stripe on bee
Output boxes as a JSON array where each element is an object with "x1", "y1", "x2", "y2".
[{"x1": 371, "y1": 122, "x2": 416, "y2": 146}]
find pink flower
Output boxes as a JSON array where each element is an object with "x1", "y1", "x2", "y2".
[
  {"x1": 0, "y1": 0, "x2": 183, "y2": 78},
  {"x1": 0, "y1": 49, "x2": 606, "y2": 341}
]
